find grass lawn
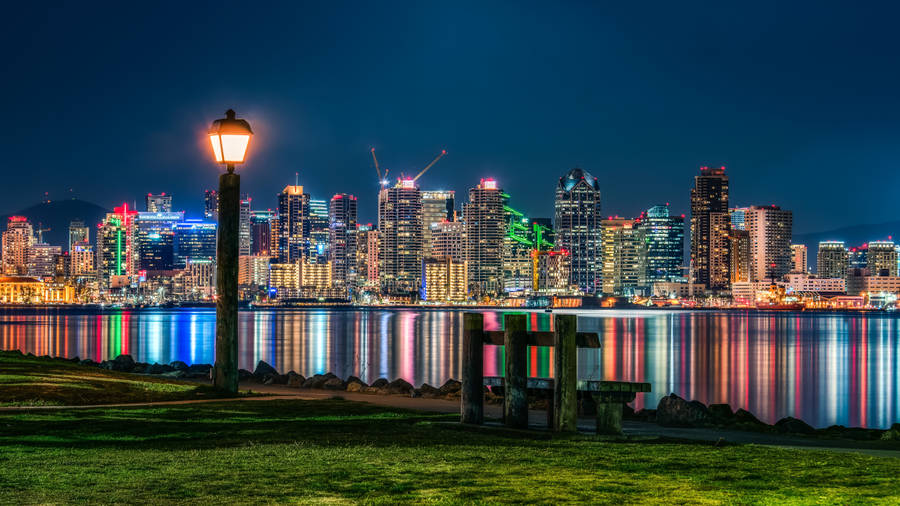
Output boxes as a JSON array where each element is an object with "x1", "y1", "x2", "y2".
[
  {"x1": 0, "y1": 351, "x2": 226, "y2": 406},
  {"x1": 1, "y1": 399, "x2": 899, "y2": 504}
]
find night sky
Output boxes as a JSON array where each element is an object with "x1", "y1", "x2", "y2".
[{"x1": 3, "y1": 2, "x2": 899, "y2": 232}]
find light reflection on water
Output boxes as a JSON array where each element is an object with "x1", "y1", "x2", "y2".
[{"x1": 1, "y1": 308, "x2": 898, "y2": 429}]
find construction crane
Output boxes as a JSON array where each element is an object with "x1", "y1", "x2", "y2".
[
  {"x1": 412, "y1": 149, "x2": 447, "y2": 182},
  {"x1": 35, "y1": 223, "x2": 51, "y2": 244},
  {"x1": 370, "y1": 147, "x2": 389, "y2": 187}
]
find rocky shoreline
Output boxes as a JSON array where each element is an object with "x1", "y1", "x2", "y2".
[{"x1": 10, "y1": 351, "x2": 900, "y2": 442}]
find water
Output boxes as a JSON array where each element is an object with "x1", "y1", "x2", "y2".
[{"x1": 1, "y1": 307, "x2": 898, "y2": 429}]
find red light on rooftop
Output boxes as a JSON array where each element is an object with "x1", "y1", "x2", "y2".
[{"x1": 9, "y1": 216, "x2": 27, "y2": 222}]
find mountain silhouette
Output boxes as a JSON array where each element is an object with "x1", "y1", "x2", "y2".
[{"x1": 0, "y1": 199, "x2": 110, "y2": 250}]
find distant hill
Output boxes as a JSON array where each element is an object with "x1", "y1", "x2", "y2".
[
  {"x1": 0, "y1": 199, "x2": 110, "y2": 249},
  {"x1": 794, "y1": 220, "x2": 900, "y2": 272}
]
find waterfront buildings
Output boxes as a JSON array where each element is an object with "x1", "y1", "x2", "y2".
[
  {"x1": 70, "y1": 242, "x2": 95, "y2": 277},
  {"x1": 554, "y1": 168, "x2": 602, "y2": 294},
  {"x1": 329, "y1": 193, "x2": 358, "y2": 289},
  {"x1": 743, "y1": 205, "x2": 793, "y2": 282},
  {"x1": 421, "y1": 190, "x2": 454, "y2": 258},
  {"x1": 239, "y1": 197, "x2": 252, "y2": 257},
  {"x1": 730, "y1": 229, "x2": 751, "y2": 283},
  {"x1": 250, "y1": 210, "x2": 275, "y2": 257},
  {"x1": 817, "y1": 241, "x2": 849, "y2": 278},
  {"x1": 204, "y1": 190, "x2": 218, "y2": 221},
  {"x1": 533, "y1": 250, "x2": 571, "y2": 293},
  {"x1": 430, "y1": 220, "x2": 466, "y2": 261},
  {"x1": 601, "y1": 217, "x2": 645, "y2": 295},
  {"x1": 29, "y1": 243, "x2": 61, "y2": 278},
  {"x1": 238, "y1": 255, "x2": 270, "y2": 288},
  {"x1": 308, "y1": 198, "x2": 329, "y2": 261},
  {"x1": 146, "y1": 193, "x2": 172, "y2": 213},
  {"x1": 173, "y1": 220, "x2": 216, "y2": 268},
  {"x1": 68, "y1": 220, "x2": 88, "y2": 253},
  {"x1": 355, "y1": 225, "x2": 379, "y2": 290},
  {"x1": 2, "y1": 217, "x2": 34, "y2": 276},
  {"x1": 791, "y1": 244, "x2": 808, "y2": 273},
  {"x1": 866, "y1": 240, "x2": 897, "y2": 277},
  {"x1": 378, "y1": 179, "x2": 423, "y2": 295},
  {"x1": 419, "y1": 256, "x2": 467, "y2": 302},
  {"x1": 96, "y1": 205, "x2": 139, "y2": 287},
  {"x1": 637, "y1": 205, "x2": 685, "y2": 284},
  {"x1": 690, "y1": 166, "x2": 731, "y2": 291},
  {"x1": 277, "y1": 184, "x2": 310, "y2": 263},
  {"x1": 135, "y1": 212, "x2": 183, "y2": 271},
  {"x1": 464, "y1": 178, "x2": 504, "y2": 297}
]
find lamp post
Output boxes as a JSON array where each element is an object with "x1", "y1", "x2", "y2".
[{"x1": 208, "y1": 109, "x2": 253, "y2": 393}]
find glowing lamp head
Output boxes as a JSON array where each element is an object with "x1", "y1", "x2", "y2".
[{"x1": 208, "y1": 109, "x2": 253, "y2": 170}]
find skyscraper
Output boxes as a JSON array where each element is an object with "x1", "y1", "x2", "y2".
[
  {"x1": 173, "y1": 220, "x2": 217, "y2": 268},
  {"x1": 554, "y1": 168, "x2": 602, "y2": 294},
  {"x1": 2, "y1": 217, "x2": 33, "y2": 276},
  {"x1": 239, "y1": 196, "x2": 252, "y2": 256},
  {"x1": 68, "y1": 220, "x2": 88, "y2": 253},
  {"x1": 378, "y1": 179, "x2": 422, "y2": 295},
  {"x1": 744, "y1": 205, "x2": 792, "y2": 281},
  {"x1": 277, "y1": 184, "x2": 310, "y2": 263},
  {"x1": 431, "y1": 220, "x2": 466, "y2": 262},
  {"x1": 146, "y1": 193, "x2": 173, "y2": 213},
  {"x1": 135, "y1": 211, "x2": 183, "y2": 271},
  {"x1": 791, "y1": 244, "x2": 808, "y2": 273},
  {"x1": 867, "y1": 240, "x2": 897, "y2": 276},
  {"x1": 29, "y1": 243, "x2": 61, "y2": 278},
  {"x1": 636, "y1": 205, "x2": 685, "y2": 284},
  {"x1": 464, "y1": 178, "x2": 504, "y2": 297},
  {"x1": 308, "y1": 198, "x2": 329, "y2": 261},
  {"x1": 250, "y1": 210, "x2": 275, "y2": 256},
  {"x1": 817, "y1": 241, "x2": 849, "y2": 278},
  {"x1": 600, "y1": 217, "x2": 645, "y2": 295},
  {"x1": 355, "y1": 224, "x2": 379, "y2": 290},
  {"x1": 96, "y1": 204, "x2": 139, "y2": 286},
  {"x1": 329, "y1": 193, "x2": 358, "y2": 288},
  {"x1": 204, "y1": 190, "x2": 218, "y2": 221},
  {"x1": 690, "y1": 166, "x2": 730, "y2": 291},
  {"x1": 421, "y1": 190, "x2": 455, "y2": 258},
  {"x1": 730, "y1": 229, "x2": 751, "y2": 283}
]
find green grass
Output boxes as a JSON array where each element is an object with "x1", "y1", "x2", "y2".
[
  {"x1": 0, "y1": 351, "x2": 227, "y2": 406},
  {"x1": 1, "y1": 399, "x2": 898, "y2": 504}
]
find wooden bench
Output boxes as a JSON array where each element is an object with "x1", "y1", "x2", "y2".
[{"x1": 483, "y1": 376, "x2": 651, "y2": 434}]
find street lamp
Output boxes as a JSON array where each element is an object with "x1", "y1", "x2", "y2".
[{"x1": 208, "y1": 109, "x2": 252, "y2": 393}]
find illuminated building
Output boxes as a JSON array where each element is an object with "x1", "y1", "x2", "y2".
[
  {"x1": 848, "y1": 245, "x2": 867, "y2": 271},
  {"x1": 329, "y1": 193, "x2": 358, "y2": 289},
  {"x1": 239, "y1": 196, "x2": 252, "y2": 256},
  {"x1": 2, "y1": 217, "x2": 34, "y2": 276},
  {"x1": 431, "y1": 221, "x2": 466, "y2": 261},
  {"x1": 250, "y1": 210, "x2": 275, "y2": 256},
  {"x1": 96, "y1": 204, "x2": 138, "y2": 287},
  {"x1": 135, "y1": 212, "x2": 183, "y2": 271},
  {"x1": 146, "y1": 193, "x2": 172, "y2": 213},
  {"x1": 29, "y1": 243, "x2": 61, "y2": 278},
  {"x1": 730, "y1": 229, "x2": 751, "y2": 283},
  {"x1": 204, "y1": 190, "x2": 218, "y2": 221},
  {"x1": 791, "y1": 244, "x2": 808, "y2": 273},
  {"x1": 269, "y1": 262, "x2": 300, "y2": 298},
  {"x1": 183, "y1": 259, "x2": 216, "y2": 299},
  {"x1": 355, "y1": 225, "x2": 379, "y2": 290},
  {"x1": 308, "y1": 198, "x2": 329, "y2": 262},
  {"x1": 818, "y1": 241, "x2": 849, "y2": 278},
  {"x1": 420, "y1": 256, "x2": 467, "y2": 302},
  {"x1": 421, "y1": 190, "x2": 455, "y2": 257},
  {"x1": 847, "y1": 274, "x2": 900, "y2": 296},
  {"x1": 464, "y1": 178, "x2": 504, "y2": 297},
  {"x1": 239, "y1": 255, "x2": 270, "y2": 287},
  {"x1": 300, "y1": 259, "x2": 333, "y2": 294},
  {"x1": 501, "y1": 197, "x2": 552, "y2": 294},
  {"x1": 0, "y1": 276, "x2": 74, "y2": 304},
  {"x1": 533, "y1": 250, "x2": 570, "y2": 293},
  {"x1": 554, "y1": 168, "x2": 602, "y2": 294},
  {"x1": 866, "y1": 240, "x2": 897, "y2": 276},
  {"x1": 691, "y1": 166, "x2": 731, "y2": 291},
  {"x1": 782, "y1": 273, "x2": 845, "y2": 294},
  {"x1": 744, "y1": 205, "x2": 793, "y2": 282},
  {"x1": 71, "y1": 242, "x2": 95, "y2": 277},
  {"x1": 277, "y1": 184, "x2": 310, "y2": 263},
  {"x1": 729, "y1": 207, "x2": 746, "y2": 231},
  {"x1": 378, "y1": 178, "x2": 422, "y2": 295},
  {"x1": 68, "y1": 220, "x2": 88, "y2": 253},
  {"x1": 601, "y1": 217, "x2": 645, "y2": 295},
  {"x1": 173, "y1": 220, "x2": 216, "y2": 268},
  {"x1": 652, "y1": 281, "x2": 705, "y2": 299},
  {"x1": 636, "y1": 205, "x2": 685, "y2": 283}
]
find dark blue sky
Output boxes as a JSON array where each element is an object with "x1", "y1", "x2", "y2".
[{"x1": 3, "y1": 2, "x2": 899, "y2": 232}]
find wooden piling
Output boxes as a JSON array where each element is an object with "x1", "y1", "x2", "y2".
[
  {"x1": 593, "y1": 394, "x2": 624, "y2": 435},
  {"x1": 504, "y1": 313, "x2": 528, "y2": 429},
  {"x1": 213, "y1": 171, "x2": 239, "y2": 393},
  {"x1": 553, "y1": 314, "x2": 578, "y2": 432},
  {"x1": 461, "y1": 312, "x2": 484, "y2": 424}
]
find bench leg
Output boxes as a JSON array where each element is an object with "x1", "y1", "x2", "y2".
[{"x1": 593, "y1": 396, "x2": 623, "y2": 436}]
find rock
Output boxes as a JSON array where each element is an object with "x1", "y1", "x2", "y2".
[
  {"x1": 419, "y1": 383, "x2": 442, "y2": 398},
  {"x1": 99, "y1": 360, "x2": 112, "y2": 370},
  {"x1": 68, "y1": 356, "x2": 80, "y2": 363},
  {"x1": 161, "y1": 370, "x2": 186, "y2": 379},
  {"x1": 733, "y1": 408, "x2": 765, "y2": 427},
  {"x1": 370, "y1": 378, "x2": 389, "y2": 389},
  {"x1": 253, "y1": 360, "x2": 278, "y2": 378},
  {"x1": 362, "y1": 386, "x2": 381, "y2": 394},
  {"x1": 708, "y1": 403, "x2": 735, "y2": 423},
  {"x1": 286, "y1": 371, "x2": 305, "y2": 387},
  {"x1": 656, "y1": 393, "x2": 710, "y2": 427},
  {"x1": 346, "y1": 381, "x2": 364, "y2": 392},
  {"x1": 346, "y1": 376, "x2": 367, "y2": 387},
  {"x1": 410, "y1": 389, "x2": 422, "y2": 398},
  {"x1": 634, "y1": 408, "x2": 656, "y2": 422},
  {"x1": 261, "y1": 373, "x2": 278, "y2": 385},
  {"x1": 438, "y1": 379, "x2": 462, "y2": 395},
  {"x1": 775, "y1": 417, "x2": 815, "y2": 435},
  {"x1": 79, "y1": 359, "x2": 98, "y2": 367},
  {"x1": 187, "y1": 363, "x2": 212, "y2": 374},
  {"x1": 147, "y1": 363, "x2": 174, "y2": 374},
  {"x1": 881, "y1": 423, "x2": 900, "y2": 441},
  {"x1": 238, "y1": 369, "x2": 254, "y2": 381},
  {"x1": 169, "y1": 361, "x2": 188, "y2": 371},
  {"x1": 386, "y1": 378, "x2": 414, "y2": 395},
  {"x1": 323, "y1": 377, "x2": 346, "y2": 390},
  {"x1": 302, "y1": 374, "x2": 330, "y2": 389},
  {"x1": 132, "y1": 362, "x2": 149, "y2": 374}
]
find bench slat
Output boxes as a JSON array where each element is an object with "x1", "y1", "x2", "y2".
[
  {"x1": 481, "y1": 330, "x2": 600, "y2": 348},
  {"x1": 483, "y1": 376, "x2": 650, "y2": 393}
]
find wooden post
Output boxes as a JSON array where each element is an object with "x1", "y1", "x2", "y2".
[
  {"x1": 213, "y1": 170, "x2": 240, "y2": 393},
  {"x1": 553, "y1": 314, "x2": 578, "y2": 432},
  {"x1": 593, "y1": 394, "x2": 624, "y2": 435},
  {"x1": 461, "y1": 312, "x2": 484, "y2": 424},
  {"x1": 504, "y1": 313, "x2": 528, "y2": 429}
]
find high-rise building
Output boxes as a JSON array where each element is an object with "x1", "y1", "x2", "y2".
[
  {"x1": 729, "y1": 207, "x2": 747, "y2": 231},
  {"x1": 29, "y1": 243, "x2": 61, "y2": 278},
  {"x1": 690, "y1": 166, "x2": 731, "y2": 290},
  {"x1": 146, "y1": 193, "x2": 172, "y2": 213},
  {"x1": 173, "y1": 220, "x2": 217, "y2": 268},
  {"x1": 818, "y1": 241, "x2": 849, "y2": 278},
  {"x1": 791, "y1": 244, "x2": 808, "y2": 273},
  {"x1": 277, "y1": 185, "x2": 310, "y2": 263},
  {"x1": 554, "y1": 168, "x2": 602, "y2": 294},
  {"x1": 848, "y1": 245, "x2": 867, "y2": 271},
  {"x1": 269, "y1": 262, "x2": 300, "y2": 298},
  {"x1": 533, "y1": 250, "x2": 571, "y2": 293},
  {"x1": 308, "y1": 198, "x2": 329, "y2": 261},
  {"x1": 464, "y1": 178, "x2": 504, "y2": 297},
  {"x1": 135, "y1": 212, "x2": 183, "y2": 271},
  {"x1": 204, "y1": 190, "x2": 218, "y2": 221},
  {"x1": 239, "y1": 196, "x2": 252, "y2": 257},
  {"x1": 730, "y1": 229, "x2": 751, "y2": 283},
  {"x1": 299, "y1": 259, "x2": 333, "y2": 294},
  {"x1": 238, "y1": 255, "x2": 270, "y2": 287},
  {"x1": 636, "y1": 205, "x2": 685, "y2": 284},
  {"x1": 421, "y1": 190, "x2": 455, "y2": 258},
  {"x1": 867, "y1": 240, "x2": 897, "y2": 276},
  {"x1": 419, "y1": 256, "x2": 467, "y2": 302},
  {"x1": 250, "y1": 210, "x2": 275, "y2": 257},
  {"x1": 355, "y1": 225, "x2": 379, "y2": 290},
  {"x1": 743, "y1": 205, "x2": 793, "y2": 281},
  {"x1": 329, "y1": 193, "x2": 358, "y2": 288},
  {"x1": 2, "y1": 217, "x2": 34, "y2": 276},
  {"x1": 601, "y1": 217, "x2": 645, "y2": 295},
  {"x1": 68, "y1": 220, "x2": 88, "y2": 253},
  {"x1": 378, "y1": 179, "x2": 423, "y2": 294},
  {"x1": 70, "y1": 242, "x2": 95, "y2": 277},
  {"x1": 501, "y1": 196, "x2": 536, "y2": 294},
  {"x1": 431, "y1": 221, "x2": 466, "y2": 261},
  {"x1": 96, "y1": 204, "x2": 139, "y2": 286}
]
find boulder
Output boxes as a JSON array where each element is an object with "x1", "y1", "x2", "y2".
[
  {"x1": 238, "y1": 369, "x2": 254, "y2": 381},
  {"x1": 656, "y1": 394, "x2": 711, "y2": 427},
  {"x1": 346, "y1": 376, "x2": 367, "y2": 387},
  {"x1": 169, "y1": 361, "x2": 189, "y2": 371},
  {"x1": 386, "y1": 378, "x2": 414, "y2": 395},
  {"x1": 286, "y1": 371, "x2": 305, "y2": 388},
  {"x1": 147, "y1": 363, "x2": 174, "y2": 374},
  {"x1": 132, "y1": 362, "x2": 149, "y2": 374},
  {"x1": 734, "y1": 408, "x2": 765, "y2": 425},
  {"x1": 419, "y1": 383, "x2": 442, "y2": 398},
  {"x1": 775, "y1": 417, "x2": 815, "y2": 435},
  {"x1": 187, "y1": 363, "x2": 212, "y2": 374},
  {"x1": 346, "y1": 382, "x2": 364, "y2": 393},
  {"x1": 708, "y1": 403, "x2": 735, "y2": 423},
  {"x1": 302, "y1": 374, "x2": 330, "y2": 389},
  {"x1": 370, "y1": 378, "x2": 389, "y2": 389},
  {"x1": 881, "y1": 423, "x2": 900, "y2": 441},
  {"x1": 253, "y1": 360, "x2": 278, "y2": 378},
  {"x1": 438, "y1": 379, "x2": 462, "y2": 395},
  {"x1": 323, "y1": 377, "x2": 347, "y2": 390},
  {"x1": 79, "y1": 359, "x2": 98, "y2": 367},
  {"x1": 362, "y1": 386, "x2": 381, "y2": 394}
]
